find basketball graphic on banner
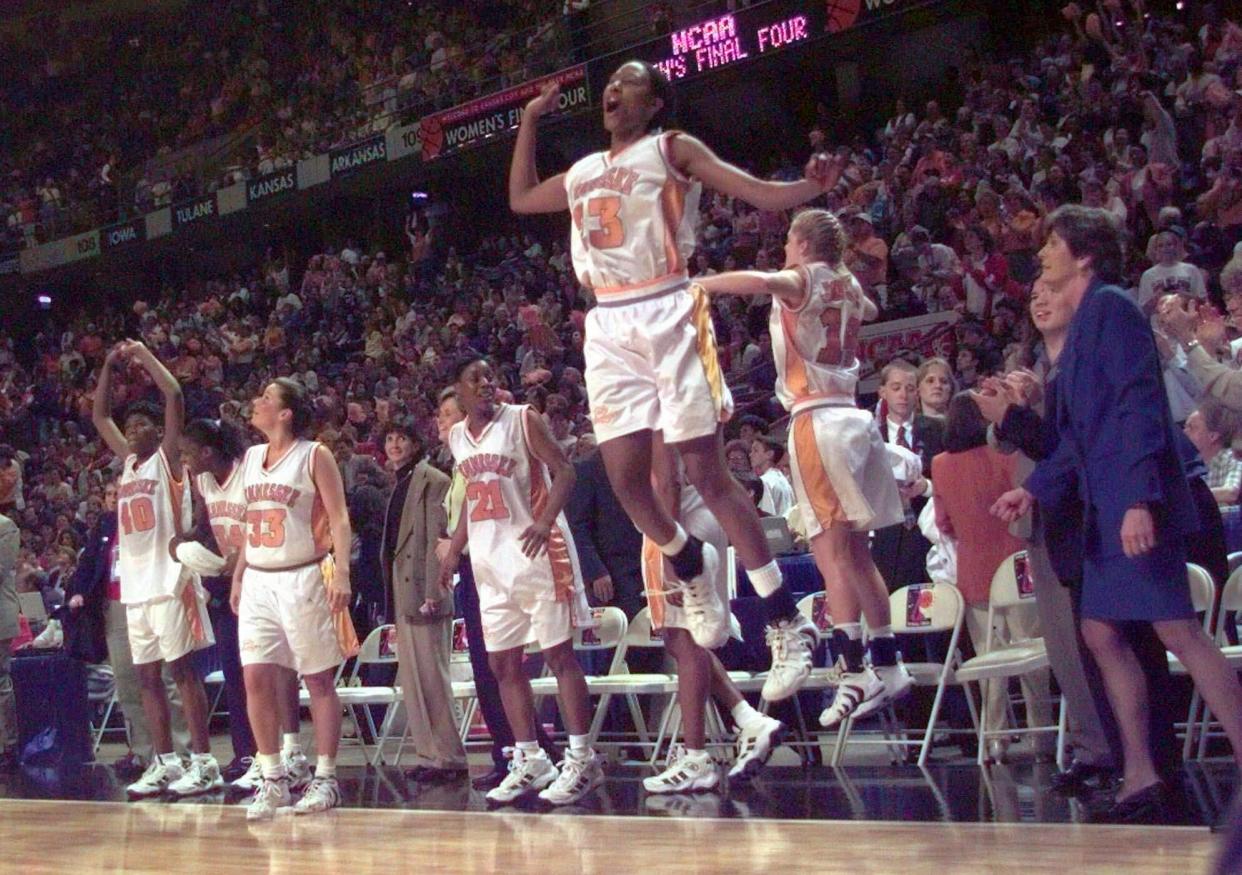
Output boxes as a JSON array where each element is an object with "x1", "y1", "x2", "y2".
[
  {"x1": 825, "y1": 0, "x2": 862, "y2": 33},
  {"x1": 418, "y1": 115, "x2": 444, "y2": 159}
]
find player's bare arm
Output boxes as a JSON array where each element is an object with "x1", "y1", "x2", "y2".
[
  {"x1": 509, "y1": 81, "x2": 570, "y2": 214},
  {"x1": 91, "y1": 344, "x2": 131, "y2": 459},
  {"x1": 311, "y1": 442, "x2": 352, "y2": 613},
  {"x1": 122, "y1": 339, "x2": 186, "y2": 472},
  {"x1": 436, "y1": 511, "x2": 469, "y2": 593},
  {"x1": 520, "y1": 408, "x2": 576, "y2": 559},
  {"x1": 696, "y1": 268, "x2": 806, "y2": 303},
  {"x1": 670, "y1": 134, "x2": 841, "y2": 212}
]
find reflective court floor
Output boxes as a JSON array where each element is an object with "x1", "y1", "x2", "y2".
[{"x1": 1, "y1": 761, "x2": 1238, "y2": 874}]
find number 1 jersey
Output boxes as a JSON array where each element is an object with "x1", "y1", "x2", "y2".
[
  {"x1": 565, "y1": 131, "x2": 701, "y2": 298},
  {"x1": 447, "y1": 404, "x2": 583, "y2": 605},
  {"x1": 117, "y1": 448, "x2": 191, "y2": 604}
]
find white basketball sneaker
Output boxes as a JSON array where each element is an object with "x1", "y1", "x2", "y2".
[
  {"x1": 246, "y1": 778, "x2": 292, "y2": 821},
  {"x1": 874, "y1": 661, "x2": 915, "y2": 709},
  {"x1": 485, "y1": 750, "x2": 558, "y2": 804},
  {"x1": 232, "y1": 757, "x2": 263, "y2": 793},
  {"x1": 643, "y1": 747, "x2": 719, "y2": 794},
  {"x1": 728, "y1": 715, "x2": 786, "y2": 782},
  {"x1": 660, "y1": 543, "x2": 729, "y2": 649},
  {"x1": 819, "y1": 666, "x2": 886, "y2": 728},
  {"x1": 538, "y1": 749, "x2": 604, "y2": 805},
  {"x1": 167, "y1": 754, "x2": 224, "y2": 797},
  {"x1": 126, "y1": 758, "x2": 184, "y2": 798},
  {"x1": 284, "y1": 751, "x2": 313, "y2": 792},
  {"x1": 293, "y1": 776, "x2": 342, "y2": 815},
  {"x1": 761, "y1": 614, "x2": 819, "y2": 702}
]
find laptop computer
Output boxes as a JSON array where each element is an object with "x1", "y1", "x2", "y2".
[
  {"x1": 760, "y1": 515, "x2": 798, "y2": 556},
  {"x1": 18, "y1": 592, "x2": 48, "y2": 623}
]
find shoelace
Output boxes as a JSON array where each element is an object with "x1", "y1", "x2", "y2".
[{"x1": 765, "y1": 625, "x2": 789, "y2": 662}]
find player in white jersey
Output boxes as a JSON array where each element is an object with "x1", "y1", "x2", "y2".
[
  {"x1": 698, "y1": 209, "x2": 913, "y2": 727},
  {"x1": 177, "y1": 418, "x2": 310, "y2": 793},
  {"x1": 639, "y1": 441, "x2": 787, "y2": 794},
  {"x1": 233, "y1": 378, "x2": 357, "y2": 820},
  {"x1": 436, "y1": 358, "x2": 602, "y2": 806},
  {"x1": 510, "y1": 61, "x2": 840, "y2": 703},
  {"x1": 91, "y1": 341, "x2": 220, "y2": 799}
]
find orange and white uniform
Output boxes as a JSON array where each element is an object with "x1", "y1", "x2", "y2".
[
  {"x1": 197, "y1": 462, "x2": 246, "y2": 562},
  {"x1": 118, "y1": 449, "x2": 213, "y2": 664},
  {"x1": 773, "y1": 262, "x2": 903, "y2": 537},
  {"x1": 448, "y1": 404, "x2": 590, "y2": 652},
  {"x1": 237, "y1": 440, "x2": 346, "y2": 675},
  {"x1": 565, "y1": 131, "x2": 732, "y2": 444}
]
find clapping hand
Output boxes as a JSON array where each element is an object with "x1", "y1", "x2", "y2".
[{"x1": 991, "y1": 487, "x2": 1033, "y2": 523}]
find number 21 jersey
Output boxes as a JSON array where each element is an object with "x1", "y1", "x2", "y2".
[
  {"x1": 565, "y1": 131, "x2": 701, "y2": 298},
  {"x1": 447, "y1": 404, "x2": 583, "y2": 604}
]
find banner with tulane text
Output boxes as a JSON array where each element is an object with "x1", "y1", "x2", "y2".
[
  {"x1": 329, "y1": 134, "x2": 387, "y2": 177},
  {"x1": 418, "y1": 65, "x2": 590, "y2": 161}
]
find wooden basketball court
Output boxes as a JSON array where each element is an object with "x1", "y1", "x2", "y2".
[{"x1": 0, "y1": 798, "x2": 1218, "y2": 874}]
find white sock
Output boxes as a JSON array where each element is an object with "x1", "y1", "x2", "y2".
[
  {"x1": 869, "y1": 625, "x2": 894, "y2": 638},
  {"x1": 158, "y1": 752, "x2": 180, "y2": 767},
  {"x1": 747, "y1": 560, "x2": 783, "y2": 598},
  {"x1": 685, "y1": 748, "x2": 708, "y2": 760},
  {"x1": 731, "y1": 700, "x2": 765, "y2": 731},
  {"x1": 258, "y1": 752, "x2": 285, "y2": 780},
  {"x1": 837, "y1": 621, "x2": 863, "y2": 640},
  {"x1": 316, "y1": 755, "x2": 336, "y2": 779},
  {"x1": 568, "y1": 734, "x2": 590, "y2": 755},
  {"x1": 657, "y1": 524, "x2": 689, "y2": 557},
  {"x1": 191, "y1": 751, "x2": 213, "y2": 763},
  {"x1": 515, "y1": 740, "x2": 540, "y2": 757},
  {"x1": 282, "y1": 733, "x2": 302, "y2": 756}
]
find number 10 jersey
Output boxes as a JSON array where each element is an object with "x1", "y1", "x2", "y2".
[
  {"x1": 447, "y1": 404, "x2": 584, "y2": 606},
  {"x1": 117, "y1": 448, "x2": 191, "y2": 604}
]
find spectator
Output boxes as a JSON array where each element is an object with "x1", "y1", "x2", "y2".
[
  {"x1": 750, "y1": 435, "x2": 794, "y2": 517},
  {"x1": 0, "y1": 510, "x2": 17, "y2": 771},
  {"x1": 1137, "y1": 228, "x2": 1207, "y2": 311},
  {"x1": 1184, "y1": 399, "x2": 1242, "y2": 505}
]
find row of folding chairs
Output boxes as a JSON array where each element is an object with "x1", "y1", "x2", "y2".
[{"x1": 1176, "y1": 557, "x2": 1242, "y2": 759}]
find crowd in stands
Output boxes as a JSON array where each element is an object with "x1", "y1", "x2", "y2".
[{"x1": 2, "y1": 4, "x2": 1242, "y2": 788}]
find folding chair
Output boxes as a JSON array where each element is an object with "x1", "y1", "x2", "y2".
[
  {"x1": 330, "y1": 624, "x2": 401, "y2": 766},
  {"x1": 832, "y1": 583, "x2": 971, "y2": 767},
  {"x1": 1174, "y1": 564, "x2": 1234, "y2": 759},
  {"x1": 954, "y1": 552, "x2": 1062, "y2": 767}
]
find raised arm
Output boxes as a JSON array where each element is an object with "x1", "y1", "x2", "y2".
[
  {"x1": 669, "y1": 134, "x2": 838, "y2": 212},
  {"x1": 123, "y1": 340, "x2": 184, "y2": 469},
  {"x1": 311, "y1": 442, "x2": 353, "y2": 613},
  {"x1": 696, "y1": 268, "x2": 806, "y2": 304},
  {"x1": 509, "y1": 82, "x2": 570, "y2": 214},
  {"x1": 92, "y1": 345, "x2": 130, "y2": 459}
]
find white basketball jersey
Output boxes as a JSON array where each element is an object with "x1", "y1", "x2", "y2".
[
  {"x1": 565, "y1": 131, "x2": 701, "y2": 300},
  {"x1": 771, "y1": 262, "x2": 867, "y2": 414},
  {"x1": 240, "y1": 440, "x2": 331, "y2": 569},
  {"x1": 117, "y1": 449, "x2": 191, "y2": 604},
  {"x1": 448, "y1": 404, "x2": 582, "y2": 602},
  {"x1": 197, "y1": 462, "x2": 247, "y2": 562}
]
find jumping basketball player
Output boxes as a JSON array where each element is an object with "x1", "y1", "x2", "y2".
[
  {"x1": 91, "y1": 340, "x2": 220, "y2": 798},
  {"x1": 176, "y1": 418, "x2": 311, "y2": 794},
  {"x1": 641, "y1": 440, "x2": 787, "y2": 793},
  {"x1": 510, "y1": 61, "x2": 840, "y2": 702},
  {"x1": 233, "y1": 379, "x2": 357, "y2": 819},
  {"x1": 436, "y1": 357, "x2": 601, "y2": 806},
  {"x1": 697, "y1": 210, "x2": 914, "y2": 726}
]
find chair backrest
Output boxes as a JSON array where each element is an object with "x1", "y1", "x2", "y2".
[
  {"x1": 988, "y1": 551, "x2": 1038, "y2": 611},
  {"x1": 1186, "y1": 563, "x2": 1217, "y2": 635},
  {"x1": 1229, "y1": 552, "x2": 1242, "y2": 576},
  {"x1": 1218, "y1": 566, "x2": 1242, "y2": 645},
  {"x1": 572, "y1": 606, "x2": 628, "y2": 676},
  {"x1": 450, "y1": 618, "x2": 471, "y2": 662},
  {"x1": 345, "y1": 623, "x2": 398, "y2": 685},
  {"x1": 796, "y1": 592, "x2": 834, "y2": 636},
  {"x1": 889, "y1": 583, "x2": 965, "y2": 637},
  {"x1": 625, "y1": 606, "x2": 666, "y2": 651}
]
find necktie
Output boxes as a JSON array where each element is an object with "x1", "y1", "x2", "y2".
[{"x1": 897, "y1": 426, "x2": 911, "y2": 450}]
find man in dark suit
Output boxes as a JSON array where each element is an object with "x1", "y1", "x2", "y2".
[{"x1": 995, "y1": 206, "x2": 1242, "y2": 822}]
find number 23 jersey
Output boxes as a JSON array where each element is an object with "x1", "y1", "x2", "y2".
[
  {"x1": 239, "y1": 440, "x2": 331, "y2": 569},
  {"x1": 447, "y1": 404, "x2": 583, "y2": 605},
  {"x1": 565, "y1": 131, "x2": 701, "y2": 296}
]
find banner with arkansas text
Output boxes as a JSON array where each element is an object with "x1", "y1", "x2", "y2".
[
  {"x1": 329, "y1": 134, "x2": 387, "y2": 177},
  {"x1": 418, "y1": 65, "x2": 590, "y2": 161},
  {"x1": 857, "y1": 310, "x2": 959, "y2": 392}
]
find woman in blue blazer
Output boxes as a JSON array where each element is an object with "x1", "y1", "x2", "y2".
[{"x1": 995, "y1": 206, "x2": 1242, "y2": 822}]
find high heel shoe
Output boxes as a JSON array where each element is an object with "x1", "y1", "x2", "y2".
[{"x1": 1089, "y1": 781, "x2": 1171, "y2": 824}]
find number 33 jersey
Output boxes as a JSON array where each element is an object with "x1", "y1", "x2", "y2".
[
  {"x1": 117, "y1": 448, "x2": 192, "y2": 604},
  {"x1": 239, "y1": 440, "x2": 331, "y2": 570},
  {"x1": 565, "y1": 131, "x2": 701, "y2": 299},
  {"x1": 448, "y1": 404, "x2": 584, "y2": 605}
]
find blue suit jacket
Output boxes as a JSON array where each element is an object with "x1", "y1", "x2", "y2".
[{"x1": 1025, "y1": 280, "x2": 1198, "y2": 558}]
